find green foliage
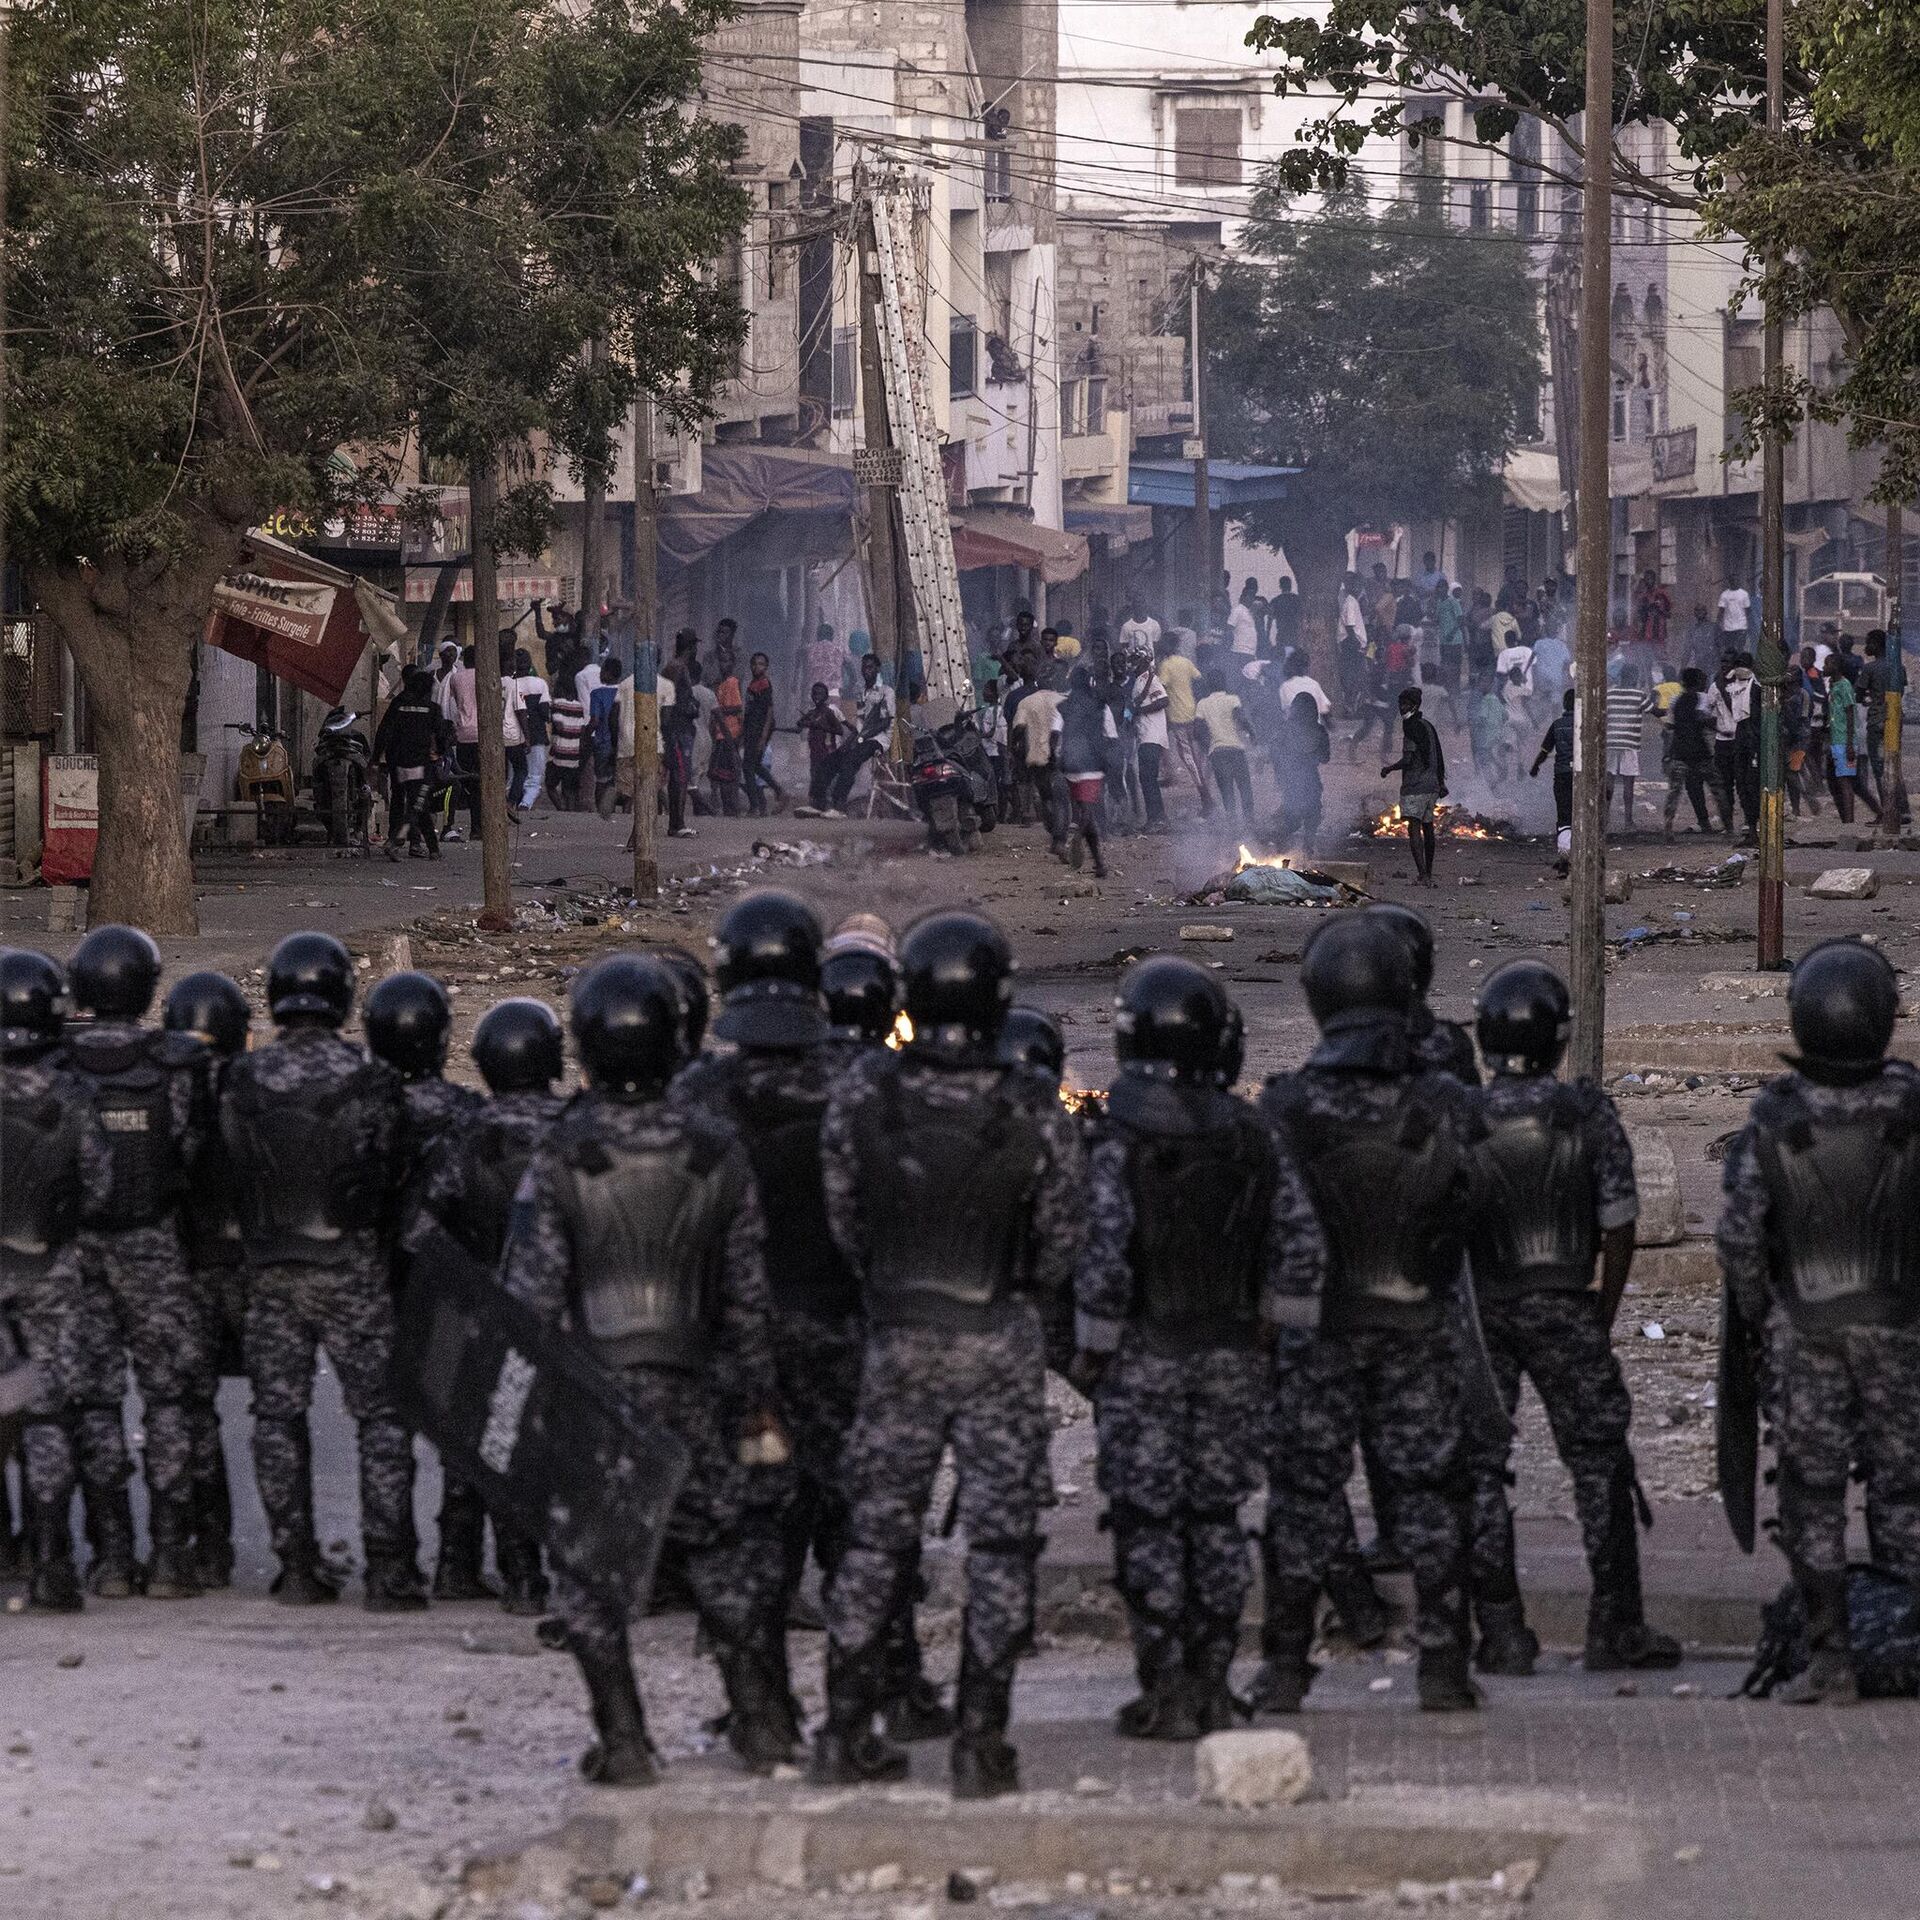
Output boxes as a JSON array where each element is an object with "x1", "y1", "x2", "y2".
[{"x1": 1207, "y1": 187, "x2": 1542, "y2": 567}]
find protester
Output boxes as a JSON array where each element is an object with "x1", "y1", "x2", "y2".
[
  {"x1": 372, "y1": 665, "x2": 449, "y2": 861},
  {"x1": 547, "y1": 675, "x2": 587, "y2": 812},
  {"x1": 741, "y1": 651, "x2": 784, "y2": 817},
  {"x1": 1156, "y1": 634, "x2": 1212, "y2": 818},
  {"x1": 1381, "y1": 685, "x2": 1446, "y2": 885},
  {"x1": 1274, "y1": 690, "x2": 1331, "y2": 855},
  {"x1": 1603, "y1": 661, "x2": 1656, "y2": 833},
  {"x1": 1660, "y1": 667, "x2": 1718, "y2": 839},
  {"x1": 512, "y1": 649, "x2": 550, "y2": 812},
  {"x1": 1055, "y1": 665, "x2": 1118, "y2": 877},
  {"x1": 1196, "y1": 668, "x2": 1256, "y2": 824}
]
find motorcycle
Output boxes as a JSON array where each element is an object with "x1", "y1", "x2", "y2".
[
  {"x1": 312, "y1": 707, "x2": 373, "y2": 851},
  {"x1": 935, "y1": 711, "x2": 999, "y2": 837},
  {"x1": 910, "y1": 718, "x2": 996, "y2": 856},
  {"x1": 226, "y1": 720, "x2": 295, "y2": 846}
]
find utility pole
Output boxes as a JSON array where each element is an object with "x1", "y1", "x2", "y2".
[
  {"x1": 1568, "y1": 0, "x2": 1613, "y2": 1080},
  {"x1": 1755, "y1": 0, "x2": 1787, "y2": 968},
  {"x1": 468, "y1": 450, "x2": 513, "y2": 932},
  {"x1": 853, "y1": 201, "x2": 904, "y2": 745},
  {"x1": 631, "y1": 401, "x2": 659, "y2": 900},
  {"x1": 1887, "y1": 501, "x2": 1907, "y2": 838},
  {"x1": 578, "y1": 338, "x2": 609, "y2": 662},
  {"x1": 1189, "y1": 264, "x2": 1211, "y2": 624}
]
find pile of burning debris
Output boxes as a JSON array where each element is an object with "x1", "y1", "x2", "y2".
[
  {"x1": 1358, "y1": 802, "x2": 1522, "y2": 841},
  {"x1": 1187, "y1": 845, "x2": 1367, "y2": 909}
]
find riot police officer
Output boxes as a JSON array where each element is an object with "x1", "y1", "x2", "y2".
[
  {"x1": 1717, "y1": 939, "x2": 1920, "y2": 1704},
  {"x1": 999, "y1": 1005, "x2": 1066, "y2": 1083},
  {"x1": 502, "y1": 955, "x2": 792, "y2": 1784},
  {"x1": 1073, "y1": 958, "x2": 1326, "y2": 1738},
  {"x1": 813, "y1": 911, "x2": 1085, "y2": 1799},
  {"x1": 1465, "y1": 960, "x2": 1679, "y2": 1675},
  {"x1": 644, "y1": 944, "x2": 711, "y2": 1066},
  {"x1": 221, "y1": 932, "x2": 422, "y2": 1609},
  {"x1": 365, "y1": 970, "x2": 477, "y2": 1273},
  {"x1": 1257, "y1": 911, "x2": 1486, "y2": 1713},
  {"x1": 64, "y1": 923, "x2": 214, "y2": 1597},
  {"x1": 819, "y1": 927, "x2": 898, "y2": 1074},
  {"x1": 1, "y1": 949, "x2": 108, "y2": 1610},
  {"x1": 1368, "y1": 903, "x2": 1478, "y2": 1085},
  {"x1": 409, "y1": 996, "x2": 566, "y2": 1614},
  {"x1": 161, "y1": 969, "x2": 253, "y2": 1589}
]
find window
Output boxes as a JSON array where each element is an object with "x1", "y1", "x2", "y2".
[
  {"x1": 831, "y1": 326, "x2": 855, "y2": 417},
  {"x1": 1468, "y1": 183, "x2": 1490, "y2": 230},
  {"x1": 950, "y1": 314, "x2": 978, "y2": 399},
  {"x1": 1085, "y1": 374, "x2": 1107, "y2": 429},
  {"x1": 1174, "y1": 108, "x2": 1242, "y2": 188},
  {"x1": 1511, "y1": 116, "x2": 1541, "y2": 240}
]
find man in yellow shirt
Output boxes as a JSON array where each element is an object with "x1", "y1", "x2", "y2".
[{"x1": 1155, "y1": 632, "x2": 1213, "y2": 818}]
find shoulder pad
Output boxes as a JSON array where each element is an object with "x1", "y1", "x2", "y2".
[{"x1": 152, "y1": 1030, "x2": 210, "y2": 1073}]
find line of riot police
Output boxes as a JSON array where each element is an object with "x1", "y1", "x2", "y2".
[{"x1": 2, "y1": 898, "x2": 1911, "y2": 1794}]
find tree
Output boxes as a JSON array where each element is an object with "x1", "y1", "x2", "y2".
[
  {"x1": 1206, "y1": 186, "x2": 1542, "y2": 632},
  {"x1": 5, "y1": 0, "x2": 415, "y2": 931},
  {"x1": 1247, "y1": 0, "x2": 1919, "y2": 500},
  {"x1": 294, "y1": 0, "x2": 747, "y2": 926}
]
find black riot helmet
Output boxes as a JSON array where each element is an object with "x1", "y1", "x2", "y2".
[
  {"x1": 0, "y1": 948, "x2": 68, "y2": 1057},
  {"x1": 999, "y1": 1005, "x2": 1065, "y2": 1083},
  {"x1": 1366, "y1": 902, "x2": 1436, "y2": 998},
  {"x1": 162, "y1": 971, "x2": 251, "y2": 1058},
  {"x1": 712, "y1": 891, "x2": 826, "y2": 1049},
  {"x1": 643, "y1": 945, "x2": 710, "y2": 1060},
  {"x1": 1787, "y1": 939, "x2": 1900, "y2": 1083},
  {"x1": 69, "y1": 923, "x2": 162, "y2": 1020},
  {"x1": 1299, "y1": 912, "x2": 1416, "y2": 1027},
  {"x1": 267, "y1": 931, "x2": 356, "y2": 1027},
  {"x1": 472, "y1": 997, "x2": 565, "y2": 1094},
  {"x1": 364, "y1": 971, "x2": 453, "y2": 1079},
  {"x1": 1474, "y1": 959, "x2": 1571, "y2": 1077},
  {"x1": 1114, "y1": 956, "x2": 1236, "y2": 1085},
  {"x1": 570, "y1": 954, "x2": 681, "y2": 1100},
  {"x1": 820, "y1": 946, "x2": 897, "y2": 1042},
  {"x1": 899, "y1": 911, "x2": 1014, "y2": 1059}
]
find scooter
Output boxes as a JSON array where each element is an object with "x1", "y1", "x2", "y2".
[
  {"x1": 934, "y1": 711, "x2": 999, "y2": 837},
  {"x1": 226, "y1": 720, "x2": 295, "y2": 845},
  {"x1": 312, "y1": 707, "x2": 373, "y2": 850},
  {"x1": 910, "y1": 728, "x2": 979, "y2": 855}
]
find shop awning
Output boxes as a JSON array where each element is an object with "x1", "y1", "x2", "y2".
[
  {"x1": 950, "y1": 508, "x2": 1089, "y2": 584},
  {"x1": 204, "y1": 533, "x2": 404, "y2": 705},
  {"x1": 1128, "y1": 460, "x2": 1298, "y2": 511},
  {"x1": 657, "y1": 445, "x2": 854, "y2": 573},
  {"x1": 1064, "y1": 502, "x2": 1155, "y2": 547},
  {"x1": 1504, "y1": 447, "x2": 1568, "y2": 515}
]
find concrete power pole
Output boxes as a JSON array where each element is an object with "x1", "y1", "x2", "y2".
[
  {"x1": 1888, "y1": 501, "x2": 1908, "y2": 837},
  {"x1": 1756, "y1": 0, "x2": 1788, "y2": 968},
  {"x1": 631, "y1": 401, "x2": 659, "y2": 900},
  {"x1": 1188, "y1": 265, "x2": 1211, "y2": 624},
  {"x1": 1568, "y1": 0, "x2": 1614, "y2": 1080}
]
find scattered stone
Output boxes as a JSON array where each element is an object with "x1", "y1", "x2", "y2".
[
  {"x1": 1194, "y1": 1729, "x2": 1313, "y2": 1809},
  {"x1": 1624, "y1": 1127, "x2": 1684, "y2": 1246},
  {"x1": 1641, "y1": 1323, "x2": 1666, "y2": 1341},
  {"x1": 680, "y1": 1867, "x2": 710, "y2": 1901},
  {"x1": 1072, "y1": 1775, "x2": 1114, "y2": 1796},
  {"x1": 254, "y1": 1852, "x2": 283, "y2": 1873},
  {"x1": 1218, "y1": 1872, "x2": 1260, "y2": 1893},
  {"x1": 1179, "y1": 923, "x2": 1234, "y2": 943},
  {"x1": 304, "y1": 1874, "x2": 342, "y2": 1899},
  {"x1": 1674, "y1": 1845, "x2": 1702, "y2": 1864},
  {"x1": 868, "y1": 1864, "x2": 904, "y2": 1893},
  {"x1": 577, "y1": 1876, "x2": 626, "y2": 1911},
  {"x1": 1807, "y1": 867, "x2": 1878, "y2": 900},
  {"x1": 228, "y1": 1852, "x2": 257, "y2": 1870},
  {"x1": 4, "y1": 1742, "x2": 28, "y2": 1757},
  {"x1": 1063, "y1": 1873, "x2": 1090, "y2": 1894},
  {"x1": 947, "y1": 1867, "x2": 996, "y2": 1903},
  {"x1": 1606, "y1": 869, "x2": 1633, "y2": 904},
  {"x1": 363, "y1": 1799, "x2": 398, "y2": 1832},
  {"x1": 1496, "y1": 1860, "x2": 1541, "y2": 1901},
  {"x1": 55, "y1": 1653, "x2": 83, "y2": 1670},
  {"x1": 1672, "y1": 1682, "x2": 1697, "y2": 1698}
]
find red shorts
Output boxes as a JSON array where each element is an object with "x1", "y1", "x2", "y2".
[{"x1": 1067, "y1": 774, "x2": 1105, "y2": 804}]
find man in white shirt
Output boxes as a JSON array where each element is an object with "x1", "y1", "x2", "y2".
[
  {"x1": 1118, "y1": 595, "x2": 1162, "y2": 659},
  {"x1": 1717, "y1": 576, "x2": 1752, "y2": 640},
  {"x1": 1225, "y1": 593, "x2": 1259, "y2": 656},
  {"x1": 1276, "y1": 649, "x2": 1332, "y2": 719},
  {"x1": 1495, "y1": 636, "x2": 1534, "y2": 694}
]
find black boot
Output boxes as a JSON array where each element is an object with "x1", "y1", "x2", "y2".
[
  {"x1": 1779, "y1": 1568, "x2": 1858, "y2": 1706},
  {"x1": 196, "y1": 1455, "x2": 235, "y2": 1590},
  {"x1": 880, "y1": 1609, "x2": 954, "y2": 1742},
  {"x1": 950, "y1": 1649, "x2": 1021, "y2": 1800},
  {"x1": 272, "y1": 1545, "x2": 342, "y2": 1606},
  {"x1": 1185, "y1": 1613, "x2": 1250, "y2": 1734},
  {"x1": 714, "y1": 1635, "x2": 800, "y2": 1774},
  {"x1": 495, "y1": 1531, "x2": 549, "y2": 1617},
  {"x1": 145, "y1": 1493, "x2": 204, "y2": 1600},
  {"x1": 1323, "y1": 1559, "x2": 1392, "y2": 1649},
  {"x1": 363, "y1": 1540, "x2": 429, "y2": 1613},
  {"x1": 1115, "y1": 1627, "x2": 1201, "y2": 1742},
  {"x1": 432, "y1": 1482, "x2": 494, "y2": 1602},
  {"x1": 1583, "y1": 1469, "x2": 1682, "y2": 1672},
  {"x1": 1248, "y1": 1573, "x2": 1319, "y2": 1715},
  {"x1": 1472, "y1": 1596, "x2": 1539, "y2": 1677},
  {"x1": 811, "y1": 1641, "x2": 910, "y2": 1784},
  {"x1": 27, "y1": 1498, "x2": 83, "y2": 1614},
  {"x1": 82, "y1": 1482, "x2": 140, "y2": 1598},
  {"x1": 574, "y1": 1634, "x2": 660, "y2": 1786},
  {"x1": 1415, "y1": 1581, "x2": 1481, "y2": 1712}
]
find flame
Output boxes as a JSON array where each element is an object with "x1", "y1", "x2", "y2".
[
  {"x1": 1370, "y1": 802, "x2": 1498, "y2": 841},
  {"x1": 885, "y1": 1010, "x2": 915, "y2": 1051},
  {"x1": 1233, "y1": 844, "x2": 1294, "y2": 873},
  {"x1": 1059, "y1": 1085, "x2": 1105, "y2": 1116}
]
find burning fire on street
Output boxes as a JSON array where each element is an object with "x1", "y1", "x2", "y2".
[
  {"x1": 1365, "y1": 802, "x2": 1513, "y2": 840},
  {"x1": 1058, "y1": 1085, "x2": 1106, "y2": 1117}
]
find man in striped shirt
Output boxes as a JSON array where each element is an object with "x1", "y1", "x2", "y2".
[
  {"x1": 1604, "y1": 663, "x2": 1656, "y2": 833},
  {"x1": 547, "y1": 679, "x2": 589, "y2": 811}
]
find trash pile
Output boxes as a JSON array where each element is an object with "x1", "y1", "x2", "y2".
[
  {"x1": 1637, "y1": 851, "x2": 1750, "y2": 889},
  {"x1": 1186, "y1": 857, "x2": 1365, "y2": 910}
]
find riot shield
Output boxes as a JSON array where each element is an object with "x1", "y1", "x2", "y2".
[
  {"x1": 392, "y1": 1228, "x2": 690, "y2": 1607},
  {"x1": 1449, "y1": 1261, "x2": 1514, "y2": 1454},
  {"x1": 1716, "y1": 1283, "x2": 1760, "y2": 1554}
]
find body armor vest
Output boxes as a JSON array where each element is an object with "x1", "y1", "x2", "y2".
[
  {"x1": 1470, "y1": 1088, "x2": 1597, "y2": 1297},
  {"x1": 69, "y1": 1032, "x2": 187, "y2": 1231},
  {"x1": 222, "y1": 1061, "x2": 387, "y2": 1264},
  {"x1": 1753, "y1": 1083, "x2": 1920, "y2": 1334},
  {"x1": 558, "y1": 1129, "x2": 739, "y2": 1371},
  {"x1": 442, "y1": 1111, "x2": 547, "y2": 1267},
  {"x1": 1269, "y1": 1082, "x2": 1462, "y2": 1332},
  {"x1": 731, "y1": 1072, "x2": 858, "y2": 1319},
  {"x1": 1, "y1": 1082, "x2": 85, "y2": 1283},
  {"x1": 853, "y1": 1072, "x2": 1045, "y2": 1328}
]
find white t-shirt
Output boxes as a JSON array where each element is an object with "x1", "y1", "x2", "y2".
[
  {"x1": 1278, "y1": 672, "x2": 1332, "y2": 719},
  {"x1": 574, "y1": 663, "x2": 605, "y2": 711},
  {"x1": 1496, "y1": 644, "x2": 1534, "y2": 692},
  {"x1": 1130, "y1": 670, "x2": 1170, "y2": 749},
  {"x1": 1338, "y1": 592, "x2": 1367, "y2": 643},
  {"x1": 1718, "y1": 586, "x2": 1751, "y2": 633},
  {"x1": 1118, "y1": 615, "x2": 1162, "y2": 657},
  {"x1": 1810, "y1": 641, "x2": 1833, "y2": 672},
  {"x1": 1228, "y1": 603, "x2": 1259, "y2": 655}
]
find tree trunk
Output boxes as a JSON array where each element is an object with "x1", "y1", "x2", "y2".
[
  {"x1": 468, "y1": 452, "x2": 514, "y2": 931},
  {"x1": 1286, "y1": 526, "x2": 1351, "y2": 701},
  {"x1": 33, "y1": 534, "x2": 238, "y2": 935}
]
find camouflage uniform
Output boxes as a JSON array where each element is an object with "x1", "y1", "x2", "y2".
[
  {"x1": 1259, "y1": 1018, "x2": 1484, "y2": 1676},
  {"x1": 1, "y1": 1055, "x2": 113, "y2": 1520},
  {"x1": 819, "y1": 1049, "x2": 1083, "y2": 1729},
  {"x1": 66, "y1": 1018, "x2": 215, "y2": 1512},
  {"x1": 221, "y1": 1028, "x2": 416, "y2": 1577},
  {"x1": 1717, "y1": 1062, "x2": 1920, "y2": 1587},
  {"x1": 1410, "y1": 1004, "x2": 1481, "y2": 1086},
  {"x1": 1074, "y1": 1084, "x2": 1326, "y2": 1709},
  {"x1": 1465, "y1": 1075, "x2": 1643, "y2": 1638},
  {"x1": 395, "y1": 1076, "x2": 482, "y2": 1257},
  {"x1": 501, "y1": 1090, "x2": 779, "y2": 1670}
]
